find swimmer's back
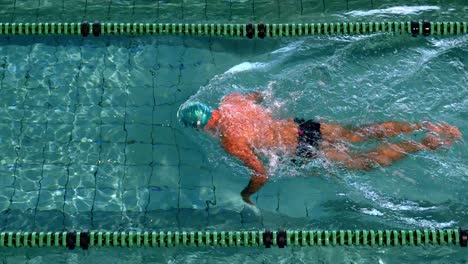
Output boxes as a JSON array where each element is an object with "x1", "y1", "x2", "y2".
[{"x1": 218, "y1": 93, "x2": 298, "y2": 152}]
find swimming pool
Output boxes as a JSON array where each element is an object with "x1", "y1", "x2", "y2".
[{"x1": 0, "y1": 0, "x2": 467, "y2": 262}]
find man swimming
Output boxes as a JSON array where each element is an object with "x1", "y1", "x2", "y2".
[{"x1": 178, "y1": 92, "x2": 462, "y2": 205}]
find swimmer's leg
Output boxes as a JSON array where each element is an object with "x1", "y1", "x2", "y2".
[
  {"x1": 322, "y1": 133, "x2": 456, "y2": 170},
  {"x1": 321, "y1": 122, "x2": 422, "y2": 143}
]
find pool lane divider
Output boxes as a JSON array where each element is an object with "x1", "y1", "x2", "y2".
[
  {"x1": 0, "y1": 228, "x2": 466, "y2": 249},
  {"x1": 0, "y1": 21, "x2": 466, "y2": 37}
]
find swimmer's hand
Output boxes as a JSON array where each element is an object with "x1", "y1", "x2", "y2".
[
  {"x1": 245, "y1": 91, "x2": 263, "y2": 103},
  {"x1": 241, "y1": 190, "x2": 254, "y2": 205},
  {"x1": 240, "y1": 174, "x2": 269, "y2": 205}
]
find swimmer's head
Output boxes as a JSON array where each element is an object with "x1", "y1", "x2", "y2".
[{"x1": 177, "y1": 101, "x2": 212, "y2": 129}]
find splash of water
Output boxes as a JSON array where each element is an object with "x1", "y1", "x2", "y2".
[{"x1": 345, "y1": 6, "x2": 440, "y2": 16}]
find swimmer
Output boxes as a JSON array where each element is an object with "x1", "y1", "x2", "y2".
[{"x1": 178, "y1": 92, "x2": 462, "y2": 205}]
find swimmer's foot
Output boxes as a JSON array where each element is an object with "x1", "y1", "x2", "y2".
[
  {"x1": 422, "y1": 134, "x2": 456, "y2": 150},
  {"x1": 422, "y1": 122, "x2": 462, "y2": 139}
]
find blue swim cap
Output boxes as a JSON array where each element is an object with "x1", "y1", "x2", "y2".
[{"x1": 177, "y1": 102, "x2": 212, "y2": 128}]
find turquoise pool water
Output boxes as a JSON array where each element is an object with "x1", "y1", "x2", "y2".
[
  {"x1": 0, "y1": 0, "x2": 467, "y2": 263},
  {"x1": 0, "y1": 34, "x2": 466, "y2": 263}
]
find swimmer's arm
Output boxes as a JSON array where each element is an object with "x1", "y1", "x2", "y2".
[{"x1": 222, "y1": 138, "x2": 267, "y2": 205}]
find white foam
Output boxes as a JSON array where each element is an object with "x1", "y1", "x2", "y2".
[
  {"x1": 350, "y1": 182, "x2": 437, "y2": 212},
  {"x1": 361, "y1": 208, "x2": 384, "y2": 216},
  {"x1": 268, "y1": 153, "x2": 280, "y2": 169},
  {"x1": 399, "y1": 217, "x2": 456, "y2": 229},
  {"x1": 244, "y1": 203, "x2": 262, "y2": 215},
  {"x1": 271, "y1": 41, "x2": 304, "y2": 54},
  {"x1": 381, "y1": 200, "x2": 437, "y2": 211},
  {"x1": 346, "y1": 6, "x2": 440, "y2": 16},
  {"x1": 224, "y1": 41, "x2": 304, "y2": 75},
  {"x1": 224, "y1": 62, "x2": 269, "y2": 74}
]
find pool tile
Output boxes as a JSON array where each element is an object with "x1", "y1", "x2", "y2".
[
  {"x1": 96, "y1": 164, "x2": 124, "y2": 189},
  {"x1": 146, "y1": 187, "x2": 178, "y2": 211},
  {"x1": 125, "y1": 106, "x2": 153, "y2": 124},
  {"x1": 94, "y1": 188, "x2": 122, "y2": 212},
  {"x1": 126, "y1": 124, "x2": 152, "y2": 144},
  {"x1": 150, "y1": 165, "x2": 179, "y2": 188},
  {"x1": 37, "y1": 189, "x2": 65, "y2": 211},
  {"x1": 152, "y1": 126, "x2": 175, "y2": 145},
  {"x1": 67, "y1": 164, "x2": 97, "y2": 189},
  {"x1": 122, "y1": 188, "x2": 149, "y2": 211},
  {"x1": 126, "y1": 143, "x2": 153, "y2": 165},
  {"x1": 152, "y1": 144, "x2": 180, "y2": 166},
  {"x1": 122, "y1": 165, "x2": 151, "y2": 189},
  {"x1": 10, "y1": 189, "x2": 38, "y2": 211}
]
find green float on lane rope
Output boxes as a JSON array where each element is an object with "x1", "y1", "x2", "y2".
[
  {"x1": 0, "y1": 229, "x2": 466, "y2": 249},
  {"x1": 0, "y1": 21, "x2": 466, "y2": 37}
]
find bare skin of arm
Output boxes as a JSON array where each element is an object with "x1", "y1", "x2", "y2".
[
  {"x1": 222, "y1": 137, "x2": 267, "y2": 205},
  {"x1": 236, "y1": 92, "x2": 271, "y2": 204},
  {"x1": 206, "y1": 92, "x2": 271, "y2": 204}
]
